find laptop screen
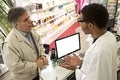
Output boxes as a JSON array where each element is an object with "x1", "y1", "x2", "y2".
[{"x1": 55, "y1": 33, "x2": 81, "y2": 59}]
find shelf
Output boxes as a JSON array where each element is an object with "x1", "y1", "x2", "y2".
[
  {"x1": 33, "y1": 10, "x2": 66, "y2": 30},
  {"x1": 30, "y1": 0, "x2": 75, "y2": 13},
  {"x1": 40, "y1": 18, "x2": 76, "y2": 44},
  {"x1": 108, "y1": 0, "x2": 116, "y2": 2},
  {"x1": 31, "y1": 2, "x2": 75, "y2": 29},
  {"x1": 34, "y1": 9, "x2": 75, "y2": 30},
  {"x1": 29, "y1": 0, "x2": 76, "y2": 44},
  {"x1": 42, "y1": 0, "x2": 75, "y2": 11}
]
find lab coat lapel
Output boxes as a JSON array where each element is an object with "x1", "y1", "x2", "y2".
[
  {"x1": 86, "y1": 41, "x2": 98, "y2": 55},
  {"x1": 87, "y1": 33, "x2": 106, "y2": 54},
  {"x1": 81, "y1": 38, "x2": 100, "y2": 74}
]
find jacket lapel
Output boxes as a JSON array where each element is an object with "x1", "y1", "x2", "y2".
[
  {"x1": 31, "y1": 30, "x2": 40, "y2": 53},
  {"x1": 13, "y1": 28, "x2": 34, "y2": 49}
]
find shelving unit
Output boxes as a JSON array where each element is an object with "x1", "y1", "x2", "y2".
[
  {"x1": 107, "y1": 0, "x2": 119, "y2": 20},
  {"x1": 41, "y1": 18, "x2": 76, "y2": 44},
  {"x1": 116, "y1": 0, "x2": 120, "y2": 25},
  {"x1": 28, "y1": 0, "x2": 77, "y2": 44},
  {"x1": 0, "y1": 29, "x2": 6, "y2": 63},
  {"x1": 0, "y1": 29, "x2": 8, "y2": 76},
  {"x1": 115, "y1": 0, "x2": 120, "y2": 35},
  {"x1": 105, "y1": 0, "x2": 119, "y2": 31},
  {"x1": 89, "y1": 0, "x2": 108, "y2": 7}
]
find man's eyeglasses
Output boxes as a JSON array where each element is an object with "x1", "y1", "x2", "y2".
[
  {"x1": 78, "y1": 19, "x2": 87, "y2": 22},
  {"x1": 77, "y1": 17, "x2": 87, "y2": 22}
]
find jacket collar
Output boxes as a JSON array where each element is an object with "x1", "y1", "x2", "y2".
[
  {"x1": 13, "y1": 28, "x2": 28, "y2": 42},
  {"x1": 13, "y1": 28, "x2": 40, "y2": 42}
]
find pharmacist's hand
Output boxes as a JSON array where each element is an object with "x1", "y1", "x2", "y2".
[
  {"x1": 59, "y1": 54, "x2": 82, "y2": 70},
  {"x1": 36, "y1": 56, "x2": 48, "y2": 68},
  {"x1": 71, "y1": 54, "x2": 83, "y2": 65}
]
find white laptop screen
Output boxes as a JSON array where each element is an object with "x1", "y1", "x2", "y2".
[{"x1": 55, "y1": 33, "x2": 81, "y2": 59}]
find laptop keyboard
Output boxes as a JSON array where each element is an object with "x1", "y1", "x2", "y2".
[
  {"x1": 55, "y1": 66, "x2": 73, "y2": 80},
  {"x1": 64, "y1": 71, "x2": 76, "y2": 80}
]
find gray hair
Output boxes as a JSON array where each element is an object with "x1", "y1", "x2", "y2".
[{"x1": 8, "y1": 7, "x2": 27, "y2": 24}]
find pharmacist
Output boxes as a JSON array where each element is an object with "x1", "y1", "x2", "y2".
[{"x1": 60, "y1": 3, "x2": 117, "y2": 80}]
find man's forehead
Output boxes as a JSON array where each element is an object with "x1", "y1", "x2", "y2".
[
  {"x1": 77, "y1": 14, "x2": 83, "y2": 20},
  {"x1": 79, "y1": 13, "x2": 83, "y2": 18},
  {"x1": 18, "y1": 12, "x2": 29, "y2": 20}
]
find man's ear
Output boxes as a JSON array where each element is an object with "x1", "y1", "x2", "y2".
[
  {"x1": 88, "y1": 23, "x2": 94, "y2": 29},
  {"x1": 14, "y1": 22, "x2": 19, "y2": 28}
]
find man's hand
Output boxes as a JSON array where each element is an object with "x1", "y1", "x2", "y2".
[
  {"x1": 36, "y1": 56, "x2": 48, "y2": 68},
  {"x1": 59, "y1": 54, "x2": 82, "y2": 70}
]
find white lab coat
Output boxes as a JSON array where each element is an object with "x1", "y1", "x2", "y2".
[{"x1": 76, "y1": 31, "x2": 117, "y2": 80}]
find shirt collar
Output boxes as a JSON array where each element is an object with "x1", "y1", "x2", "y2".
[{"x1": 16, "y1": 28, "x2": 31, "y2": 37}]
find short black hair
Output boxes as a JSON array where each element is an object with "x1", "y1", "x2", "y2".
[
  {"x1": 81, "y1": 3, "x2": 109, "y2": 29},
  {"x1": 8, "y1": 7, "x2": 27, "y2": 23}
]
